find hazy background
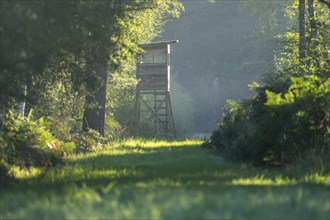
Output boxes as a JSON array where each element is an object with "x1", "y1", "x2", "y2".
[{"x1": 158, "y1": 1, "x2": 279, "y2": 137}]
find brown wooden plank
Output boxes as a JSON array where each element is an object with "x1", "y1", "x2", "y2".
[
  {"x1": 137, "y1": 86, "x2": 168, "y2": 91},
  {"x1": 138, "y1": 81, "x2": 167, "y2": 87},
  {"x1": 137, "y1": 67, "x2": 167, "y2": 76},
  {"x1": 137, "y1": 63, "x2": 167, "y2": 68},
  {"x1": 137, "y1": 74, "x2": 167, "y2": 79},
  {"x1": 138, "y1": 40, "x2": 179, "y2": 49}
]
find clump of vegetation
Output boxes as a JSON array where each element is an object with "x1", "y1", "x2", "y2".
[
  {"x1": 0, "y1": 111, "x2": 75, "y2": 170},
  {"x1": 73, "y1": 129, "x2": 107, "y2": 153},
  {"x1": 207, "y1": 74, "x2": 330, "y2": 166}
]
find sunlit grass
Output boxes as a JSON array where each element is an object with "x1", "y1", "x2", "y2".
[
  {"x1": 1, "y1": 139, "x2": 329, "y2": 219},
  {"x1": 230, "y1": 173, "x2": 330, "y2": 187},
  {"x1": 112, "y1": 138, "x2": 203, "y2": 148},
  {"x1": 8, "y1": 166, "x2": 43, "y2": 180},
  {"x1": 104, "y1": 138, "x2": 203, "y2": 154},
  {"x1": 231, "y1": 175, "x2": 298, "y2": 186},
  {"x1": 304, "y1": 173, "x2": 330, "y2": 186}
]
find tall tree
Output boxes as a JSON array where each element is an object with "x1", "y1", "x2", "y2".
[
  {"x1": 299, "y1": 0, "x2": 307, "y2": 61},
  {"x1": 82, "y1": 60, "x2": 109, "y2": 136},
  {"x1": 308, "y1": 0, "x2": 318, "y2": 39},
  {"x1": 79, "y1": 1, "x2": 116, "y2": 135}
]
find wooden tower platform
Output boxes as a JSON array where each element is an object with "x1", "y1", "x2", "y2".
[{"x1": 135, "y1": 40, "x2": 178, "y2": 138}]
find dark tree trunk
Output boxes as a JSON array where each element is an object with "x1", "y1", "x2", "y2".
[
  {"x1": 299, "y1": 0, "x2": 306, "y2": 61},
  {"x1": 82, "y1": 61, "x2": 108, "y2": 136},
  {"x1": 81, "y1": 2, "x2": 114, "y2": 136},
  {"x1": 308, "y1": 0, "x2": 320, "y2": 68},
  {"x1": 0, "y1": 95, "x2": 6, "y2": 131},
  {"x1": 308, "y1": 0, "x2": 317, "y2": 39}
]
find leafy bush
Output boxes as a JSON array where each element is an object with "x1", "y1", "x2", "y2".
[
  {"x1": 264, "y1": 75, "x2": 330, "y2": 161},
  {"x1": 0, "y1": 111, "x2": 74, "y2": 169},
  {"x1": 46, "y1": 117, "x2": 81, "y2": 142},
  {"x1": 207, "y1": 74, "x2": 330, "y2": 165},
  {"x1": 104, "y1": 117, "x2": 125, "y2": 140},
  {"x1": 73, "y1": 129, "x2": 106, "y2": 153}
]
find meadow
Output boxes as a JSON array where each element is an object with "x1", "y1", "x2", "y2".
[{"x1": 1, "y1": 139, "x2": 329, "y2": 219}]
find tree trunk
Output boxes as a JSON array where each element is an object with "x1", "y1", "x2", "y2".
[
  {"x1": 308, "y1": 0, "x2": 320, "y2": 68},
  {"x1": 299, "y1": 0, "x2": 306, "y2": 61},
  {"x1": 18, "y1": 84, "x2": 27, "y2": 116},
  {"x1": 308, "y1": 0, "x2": 317, "y2": 39},
  {"x1": 82, "y1": 61, "x2": 108, "y2": 136},
  {"x1": 0, "y1": 95, "x2": 6, "y2": 131}
]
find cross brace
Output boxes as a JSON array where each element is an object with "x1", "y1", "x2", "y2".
[{"x1": 135, "y1": 91, "x2": 176, "y2": 138}]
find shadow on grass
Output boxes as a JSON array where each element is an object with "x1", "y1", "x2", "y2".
[
  {"x1": 2, "y1": 144, "x2": 329, "y2": 220},
  {"x1": 6, "y1": 145, "x2": 329, "y2": 194},
  {"x1": 5, "y1": 146, "x2": 232, "y2": 190}
]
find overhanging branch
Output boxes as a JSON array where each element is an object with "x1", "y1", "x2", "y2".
[{"x1": 317, "y1": 0, "x2": 330, "y2": 10}]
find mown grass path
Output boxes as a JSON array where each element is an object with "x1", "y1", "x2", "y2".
[{"x1": 1, "y1": 139, "x2": 330, "y2": 219}]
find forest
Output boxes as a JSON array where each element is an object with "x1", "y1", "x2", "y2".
[{"x1": 1, "y1": 0, "x2": 329, "y2": 219}]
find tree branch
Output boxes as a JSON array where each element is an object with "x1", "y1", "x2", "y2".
[{"x1": 317, "y1": 0, "x2": 330, "y2": 10}]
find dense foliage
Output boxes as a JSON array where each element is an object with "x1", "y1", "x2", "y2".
[
  {"x1": 0, "y1": 111, "x2": 71, "y2": 167},
  {"x1": 207, "y1": 0, "x2": 330, "y2": 165},
  {"x1": 0, "y1": 0, "x2": 183, "y2": 181},
  {"x1": 1, "y1": 0, "x2": 183, "y2": 133}
]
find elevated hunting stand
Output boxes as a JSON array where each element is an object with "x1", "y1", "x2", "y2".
[{"x1": 135, "y1": 40, "x2": 178, "y2": 138}]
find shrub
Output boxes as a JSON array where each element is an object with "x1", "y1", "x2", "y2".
[
  {"x1": 0, "y1": 111, "x2": 71, "y2": 169},
  {"x1": 263, "y1": 75, "x2": 330, "y2": 161},
  {"x1": 207, "y1": 74, "x2": 330, "y2": 165},
  {"x1": 104, "y1": 117, "x2": 124, "y2": 140},
  {"x1": 73, "y1": 129, "x2": 106, "y2": 153}
]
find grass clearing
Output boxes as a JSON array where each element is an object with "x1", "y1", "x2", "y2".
[{"x1": 1, "y1": 139, "x2": 329, "y2": 219}]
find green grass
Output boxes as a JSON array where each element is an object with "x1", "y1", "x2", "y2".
[{"x1": 1, "y1": 139, "x2": 329, "y2": 219}]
